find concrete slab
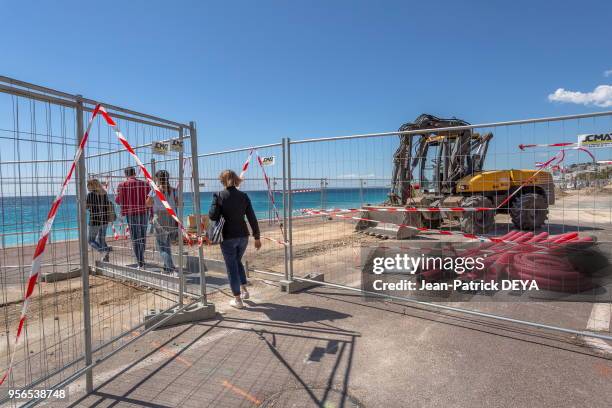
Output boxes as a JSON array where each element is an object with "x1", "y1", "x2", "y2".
[
  {"x1": 144, "y1": 302, "x2": 217, "y2": 330},
  {"x1": 41, "y1": 266, "x2": 85, "y2": 282}
]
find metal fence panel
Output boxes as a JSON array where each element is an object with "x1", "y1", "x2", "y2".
[
  {"x1": 287, "y1": 112, "x2": 612, "y2": 338},
  {"x1": 0, "y1": 77, "x2": 194, "y2": 405}
]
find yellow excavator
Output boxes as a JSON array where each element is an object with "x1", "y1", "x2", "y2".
[{"x1": 356, "y1": 114, "x2": 555, "y2": 239}]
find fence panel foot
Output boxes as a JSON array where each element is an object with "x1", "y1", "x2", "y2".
[
  {"x1": 280, "y1": 273, "x2": 324, "y2": 293},
  {"x1": 144, "y1": 302, "x2": 216, "y2": 330}
]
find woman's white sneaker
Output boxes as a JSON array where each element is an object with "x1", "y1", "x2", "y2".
[
  {"x1": 229, "y1": 298, "x2": 244, "y2": 309},
  {"x1": 241, "y1": 290, "x2": 250, "y2": 300}
]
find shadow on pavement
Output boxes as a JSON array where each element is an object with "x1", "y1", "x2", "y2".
[
  {"x1": 241, "y1": 301, "x2": 352, "y2": 324},
  {"x1": 68, "y1": 301, "x2": 360, "y2": 408}
]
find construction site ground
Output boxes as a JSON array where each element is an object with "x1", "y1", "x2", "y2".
[{"x1": 2, "y1": 188, "x2": 612, "y2": 407}]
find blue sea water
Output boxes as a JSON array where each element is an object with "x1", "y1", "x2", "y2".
[{"x1": 0, "y1": 188, "x2": 388, "y2": 248}]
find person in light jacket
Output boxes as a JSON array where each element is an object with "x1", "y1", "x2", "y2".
[
  {"x1": 209, "y1": 170, "x2": 261, "y2": 309},
  {"x1": 146, "y1": 170, "x2": 179, "y2": 274}
]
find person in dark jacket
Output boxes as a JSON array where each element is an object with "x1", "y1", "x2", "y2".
[
  {"x1": 209, "y1": 169, "x2": 261, "y2": 309},
  {"x1": 86, "y1": 179, "x2": 113, "y2": 262}
]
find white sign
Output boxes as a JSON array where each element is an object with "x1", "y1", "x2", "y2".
[
  {"x1": 170, "y1": 139, "x2": 184, "y2": 152},
  {"x1": 152, "y1": 141, "x2": 169, "y2": 155},
  {"x1": 578, "y1": 133, "x2": 612, "y2": 149},
  {"x1": 261, "y1": 156, "x2": 275, "y2": 166}
]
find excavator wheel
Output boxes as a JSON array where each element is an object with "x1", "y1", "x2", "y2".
[
  {"x1": 460, "y1": 196, "x2": 495, "y2": 234},
  {"x1": 510, "y1": 193, "x2": 548, "y2": 230}
]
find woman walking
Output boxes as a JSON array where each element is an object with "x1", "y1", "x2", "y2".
[
  {"x1": 209, "y1": 170, "x2": 261, "y2": 309},
  {"x1": 86, "y1": 179, "x2": 113, "y2": 262},
  {"x1": 146, "y1": 170, "x2": 179, "y2": 274}
]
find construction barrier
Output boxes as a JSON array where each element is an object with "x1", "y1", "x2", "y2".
[{"x1": 0, "y1": 77, "x2": 200, "y2": 404}]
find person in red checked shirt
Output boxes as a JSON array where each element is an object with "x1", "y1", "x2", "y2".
[{"x1": 115, "y1": 167, "x2": 150, "y2": 268}]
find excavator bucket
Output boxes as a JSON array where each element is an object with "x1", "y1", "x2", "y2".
[{"x1": 354, "y1": 206, "x2": 422, "y2": 239}]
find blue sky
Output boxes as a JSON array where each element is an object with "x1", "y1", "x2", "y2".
[{"x1": 1, "y1": 0, "x2": 611, "y2": 154}]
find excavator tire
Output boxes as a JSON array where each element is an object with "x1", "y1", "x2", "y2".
[
  {"x1": 510, "y1": 193, "x2": 548, "y2": 230},
  {"x1": 460, "y1": 196, "x2": 495, "y2": 234}
]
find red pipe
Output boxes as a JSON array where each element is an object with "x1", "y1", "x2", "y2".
[{"x1": 415, "y1": 231, "x2": 598, "y2": 293}]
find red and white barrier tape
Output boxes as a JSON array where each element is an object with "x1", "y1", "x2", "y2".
[
  {"x1": 239, "y1": 150, "x2": 254, "y2": 180},
  {"x1": 302, "y1": 206, "x2": 495, "y2": 215},
  {"x1": 0, "y1": 105, "x2": 191, "y2": 385},
  {"x1": 500, "y1": 146, "x2": 595, "y2": 210},
  {"x1": 238, "y1": 148, "x2": 284, "y2": 237},
  {"x1": 294, "y1": 188, "x2": 319, "y2": 193},
  {"x1": 519, "y1": 142, "x2": 576, "y2": 150},
  {"x1": 275, "y1": 188, "x2": 320, "y2": 194}
]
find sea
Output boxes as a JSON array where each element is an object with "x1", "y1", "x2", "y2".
[{"x1": 0, "y1": 188, "x2": 388, "y2": 248}]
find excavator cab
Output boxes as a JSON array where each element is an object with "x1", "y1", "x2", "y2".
[{"x1": 413, "y1": 131, "x2": 492, "y2": 197}]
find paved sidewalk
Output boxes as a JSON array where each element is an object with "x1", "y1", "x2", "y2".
[{"x1": 63, "y1": 281, "x2": 612, "y2": 408}]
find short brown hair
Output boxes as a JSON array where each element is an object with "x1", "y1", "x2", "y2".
[
  {"x1": 124, "y1": 167, "x2": 136, "y2": 177},
  {"x1": 219, "y1": 170, "x2": 242, "y2": 187}
]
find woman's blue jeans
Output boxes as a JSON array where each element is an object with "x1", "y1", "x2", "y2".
[
  {"x1": 220, "y1": 236, "x2": 249, "y2": 296},
  {"x1": 88, "y1": 224, "x2": 109, "y2": 253},
  {"x1": 154, "y1": 227, "x2": 176, "y2": 271}
]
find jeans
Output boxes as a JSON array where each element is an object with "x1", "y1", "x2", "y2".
[
  {"x1": 220, "y1": 236, "x2": 249, "y2": 296},
  {"x1": 88, "y1": 224, "x2": 109, "y2": 253},
  {"x1": 126, "y1": 213, "x2": 148, "y2": 266},
  {"x1": 154, "y1": 226, "x2": 175, "y2": 271}
]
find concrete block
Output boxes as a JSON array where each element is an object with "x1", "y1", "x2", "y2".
[
  {"x1": 144, "y1": 302, "x2": 216, "y2": 330},
  {"x1": 42, "y1": 267, "x2": 85, "y2": 283},
  {"x1": 280, "y1": 273, "x2": 325, "y2": 293}
]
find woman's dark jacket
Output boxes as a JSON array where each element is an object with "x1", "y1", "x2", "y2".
[
  {"x1": 86, "y1": 192, "x2": 111, "y2": 226},
  {"x1": 208, "y1": 186, "x2": 260, "y2": 240}
]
